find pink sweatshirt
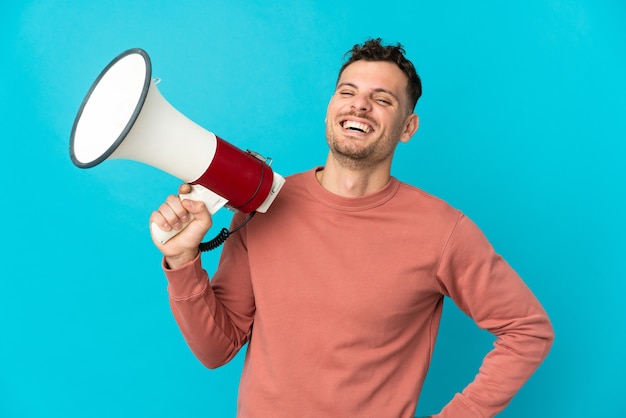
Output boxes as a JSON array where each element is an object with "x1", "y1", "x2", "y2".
[{"x1": 164, "y1": 168, "x2": 554, "y2": 417}]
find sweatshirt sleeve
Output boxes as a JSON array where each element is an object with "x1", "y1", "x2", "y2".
[
  {"x1": 433, "y1": 214, "x2": 554, "y2": 417},
  {"x1": 163, "y1": 225, "x2": 256, "y2": 369}
]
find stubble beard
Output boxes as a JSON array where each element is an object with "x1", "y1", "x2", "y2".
[{"x1": 325, "y1": 120, "x2": 401, "y2": 171}]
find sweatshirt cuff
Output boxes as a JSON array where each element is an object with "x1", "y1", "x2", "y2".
[
  {"x1": 162, "y1": 253, "x2": 209, "y2": 300},
  {"x1": 435, "y1": 393, "x2": 482, "y2": 418}
]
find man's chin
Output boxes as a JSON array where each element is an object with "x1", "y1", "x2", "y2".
[{"x1": 330, "y1": 146, "x2": 375, "y2": 168}]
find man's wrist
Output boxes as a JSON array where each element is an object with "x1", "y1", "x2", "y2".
[{"x1": 164, "y1": 250, "x2": 199, "y2": 270}]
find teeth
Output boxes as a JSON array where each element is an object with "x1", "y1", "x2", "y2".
[{"x1": 342, "y1": 120, "x2": 371, "y2": 133}]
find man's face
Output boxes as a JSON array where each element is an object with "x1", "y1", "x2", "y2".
[{"x1": 325, "y1": 60, "x2": 418, "y2": 170}]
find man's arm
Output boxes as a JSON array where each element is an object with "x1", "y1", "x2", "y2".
[
  {"x1": 433, "y1": 214, "x2": 554, "y2": 417},
  {"x1": 151, "y1": 184, "x2": 255, "y2": 368},
  {"x1": 163, "y1": 251, "x2": 254, "y2": 368}
]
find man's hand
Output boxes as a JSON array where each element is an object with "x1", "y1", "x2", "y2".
[{"x1": 150, "y1": 183, "x2": 213, "y2": 269}]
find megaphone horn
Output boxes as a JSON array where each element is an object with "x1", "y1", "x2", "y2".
[{"x1": 70, "y1": 48, "x2": 285, "y2": 244}]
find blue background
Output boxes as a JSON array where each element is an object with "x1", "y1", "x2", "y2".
[{"x1": 2, "y1": 1, "x2": 625, "y2": 417}]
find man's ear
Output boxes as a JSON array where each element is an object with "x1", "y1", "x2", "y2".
[{"x1": 400, "y1": 113, "x2": 419, "y2": 143}]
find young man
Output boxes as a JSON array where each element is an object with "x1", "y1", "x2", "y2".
[{"x1": 150, "y1": 39, "x2": 554, "y2": 418}]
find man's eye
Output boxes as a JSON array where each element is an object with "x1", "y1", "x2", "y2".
[{"x1": 376, "y1": 98, "x2": 391, "y2": 105}]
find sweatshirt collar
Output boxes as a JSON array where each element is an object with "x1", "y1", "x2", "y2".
[{"x1": 304, "y1": 167, "x2": 400, "y2": 211}]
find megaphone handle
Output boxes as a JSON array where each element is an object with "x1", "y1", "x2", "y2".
[{"x1": 151, "y1": 184, "x2": 229, "y2": 244}]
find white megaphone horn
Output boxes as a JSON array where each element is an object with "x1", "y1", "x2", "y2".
[{"x1": 70, "y1": 48, "x2": 285, "y2": 244}]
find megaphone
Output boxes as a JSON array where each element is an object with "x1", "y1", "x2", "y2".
[{"x1": 70, "y1": 48, "x2": 285, "y2": 244}]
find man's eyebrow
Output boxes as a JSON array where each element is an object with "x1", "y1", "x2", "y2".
[
  {"x1": 336, "y1": 82, "x2": 357, "y2": 90},
  {"x1": 336, "y1": 82, "x2": 400, "y2": 102}
]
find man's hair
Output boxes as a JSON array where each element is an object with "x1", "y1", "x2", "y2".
[{"x1": 337, "y1": 38, "x2": 422, "y2": 111}]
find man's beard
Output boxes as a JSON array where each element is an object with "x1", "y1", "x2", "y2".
[{"x1": 325, "y1": 121, "x2": 400, "y2": 170}]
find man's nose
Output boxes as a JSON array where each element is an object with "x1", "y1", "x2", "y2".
[{"x1": 351, "y1": 94, "x2": 372, "y2": 112}]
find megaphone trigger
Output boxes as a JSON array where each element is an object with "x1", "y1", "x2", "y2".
[
  {"x1": 180, "y1": 183, "x2": 229, "y2": 215},
  {"x1": 150, "y1": 184, "x2": 229, "y2": 244}
]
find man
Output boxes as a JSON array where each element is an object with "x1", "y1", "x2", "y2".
[{"x1": 150, "y1": 38, "x2": 554, "y2": 417}]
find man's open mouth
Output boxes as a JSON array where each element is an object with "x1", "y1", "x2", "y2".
[{"x1": 341, "y1": 120, "x2": 372, "y2": 134}]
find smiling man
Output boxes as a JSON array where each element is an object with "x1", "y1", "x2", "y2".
[
  {"x1": 150, "y1": 38, "x2": 554, "y2": 418},
  {"x1": 322, "y1": 59, "x2": 419, "y2": 196}
]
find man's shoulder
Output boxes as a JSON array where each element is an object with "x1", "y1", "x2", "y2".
[
  {"x1": 284, "y1": 168, "x2": 316, "y2": 182},
  {"x1": 395, "y1": 180, "x2": 460, "y2": 215}
]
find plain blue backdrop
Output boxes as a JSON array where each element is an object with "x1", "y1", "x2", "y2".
[{"x1": 2, "y1": 1, "x2": 625, "y2": 417}]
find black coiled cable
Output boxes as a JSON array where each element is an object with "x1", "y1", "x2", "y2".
[
  {"x1": 199, "y1": 212, "x2": 257, "y2": 252},
  {"x1": 199, "y1": 227, "x2": 230, "y2": 252}
]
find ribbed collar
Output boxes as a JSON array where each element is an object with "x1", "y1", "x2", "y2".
[{"x1": 303, "y1": 167, "x2": 400, "y2": 211}]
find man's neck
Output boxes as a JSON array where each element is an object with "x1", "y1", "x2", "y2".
[{"x1": 316, "y1": 156, "x2": 392, "y2": 197}]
